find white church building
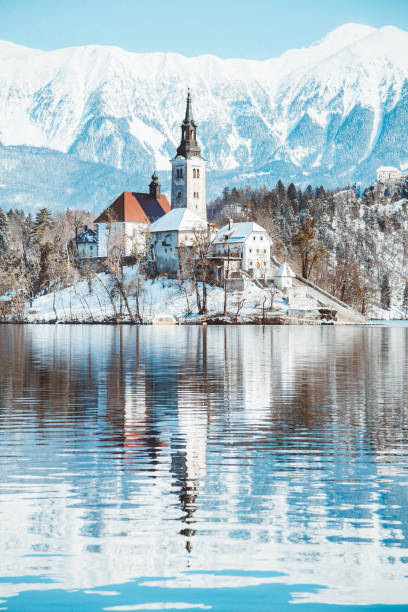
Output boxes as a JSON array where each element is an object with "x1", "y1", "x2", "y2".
[
  {"x1": 150, "y1": 90, "x2": 210, "y2": 275},
  {"x1": 150, "y1": 208, "x2": 208, "y2": 275}
]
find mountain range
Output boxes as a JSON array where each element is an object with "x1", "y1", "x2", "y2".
[{"x1": 0, "y1": 23, "x2": 407, "y2": 212}]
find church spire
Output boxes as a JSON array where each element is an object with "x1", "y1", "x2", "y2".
[
  {"x1": 176, "y1": 89, "x2": 202, "y2": 159},
  {"x1": 184, "y1": 88, "x2": 194, "y2": 123}
]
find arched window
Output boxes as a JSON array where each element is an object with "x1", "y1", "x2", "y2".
[
  {"x1": 197, "y1": 168, "x2": 200, "y2": 179},
  {"x1": 193, "y1": 168, "x2": 196, "y2": 178}
]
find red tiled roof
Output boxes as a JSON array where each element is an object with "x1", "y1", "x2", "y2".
[{"x1": 94, "y1": 192, "x2": 170, "y2": 224}]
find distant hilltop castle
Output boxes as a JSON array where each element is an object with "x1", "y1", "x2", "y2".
[{"x1": 375, "y1": 166, "x2": 407, "y2": 197}]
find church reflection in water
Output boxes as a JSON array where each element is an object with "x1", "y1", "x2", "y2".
[{"x1": 0, "y1": 324, "x2": 408, "y2": 605}]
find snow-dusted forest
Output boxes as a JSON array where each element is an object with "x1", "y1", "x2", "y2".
[
  {"x1": 209, "y1": 179, "x2": 408, "y2": 317},
  {"x1": 1, "y1": 176, "x2": 408, "y2": 321}
]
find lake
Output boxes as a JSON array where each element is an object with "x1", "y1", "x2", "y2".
[{"x1": 0, "y1": 324, "x2": 407, "y2": 611}]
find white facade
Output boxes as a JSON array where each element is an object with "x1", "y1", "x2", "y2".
[
  {"x1": 97, "y1": 222, "x2": 148, "y2": 257},
  {"x1": 274, "y1": 262, "x2": 295, "y2": 290},
  {"x1": 77, "y1": 242, "x2": 97, "y2": 258},
  {"x1": 212, "y1": 222, "x2": 273, "y2": 278},
  {"x1": 375, "y1": 166, "x2": 404, "y2": 196},
  {"x1": 150, "y1": 208, "x2": 208, "y2": 275},
  {"x1": 171, "y1": 155, "x2": 207, "y2": 220},
  {"x1": 376, "y1": 166, "x2": 402, "y2": 183}
]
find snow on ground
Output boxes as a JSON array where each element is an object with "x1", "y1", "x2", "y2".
[
  {"x1": 26, "y1": 266, "x2": 287, "y2": 323},
  {"x1": 369, "y1": 302, "x2": 408, "y2": 321}
]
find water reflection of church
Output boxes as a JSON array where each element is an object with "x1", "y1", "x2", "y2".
[{"x1": 2, "y1": 325, "x2": 408, "y2": 603}]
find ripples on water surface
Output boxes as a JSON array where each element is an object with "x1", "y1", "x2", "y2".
[{"x1": 0, "y1": 324, "x2": 408, "y2": 611}]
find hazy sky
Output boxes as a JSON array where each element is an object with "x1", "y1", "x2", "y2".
[{"x1": 1, "y1": 0, "x2": 407, "y2": 59}]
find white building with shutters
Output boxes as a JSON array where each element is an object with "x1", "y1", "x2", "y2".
[{"x1": 211, "y1": 221, "x2": 273, "y2": 279}]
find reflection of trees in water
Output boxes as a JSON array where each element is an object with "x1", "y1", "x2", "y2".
[
  {"x1": 2, "y1": 324, "x2": 408, "y2": 459},
  {"x1": 1, "y1": 325, "x2": 408, "y2": 551}
]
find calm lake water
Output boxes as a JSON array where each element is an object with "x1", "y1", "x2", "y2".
[{"x1": 0, "y1": 324, "x2": 408, "y2": 611}]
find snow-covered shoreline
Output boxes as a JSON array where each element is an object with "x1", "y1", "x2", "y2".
[{"x1": 0, "y1": 266, "x2": 375, "y2": 325}]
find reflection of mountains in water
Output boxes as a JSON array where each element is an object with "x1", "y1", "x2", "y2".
[{"x1": 0, "y1": 326, "x2": 407, "y2": 604}]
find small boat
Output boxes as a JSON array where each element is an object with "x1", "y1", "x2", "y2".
[{"x1": 152, "y1": 313, "x2": 177, "y2": 326}]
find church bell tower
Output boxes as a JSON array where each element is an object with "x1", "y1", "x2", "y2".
[{"x1": 171, "y1": 89, "x2": 207, "y2": 220}]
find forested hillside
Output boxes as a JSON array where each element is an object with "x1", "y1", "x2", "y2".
[
  {"x1": 1, "y1": 176, "x2": 408, "y2": 319},
  {"x1": 209, "y1": 179, "x2": 408, "y2": 316}
]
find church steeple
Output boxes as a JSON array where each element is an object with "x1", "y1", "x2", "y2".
[
  {"x1": 149, "y1": 170, "x2": 161, "y2": 199},
  {"x1": 176, "y1": 89, "x2": 202, "y2": 159},
  {"x1": 171, "y1": 90, "x2": 207, "y2": 221},
  {"x1": 184, "y1": 88, "x2": 194, "y2": 122}
]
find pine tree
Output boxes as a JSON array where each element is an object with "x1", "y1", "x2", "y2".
[
  {"x1": 305, "y1": 185, "x2": 314, "y2": 199},
  {"x1": 402, "y1": 281, "x2": 408, "y2": 318},
  {"x1": 287, "y1": 182, "x2": 297, "y2": 202},
  {"x1": 316, "y1": 185, "x2": 326, "y2": 199},
  {"x1": 34, "y1": 208, "x2": 54, "y2": 242},
  {"x1": 222, "y1": 187, "x2": 230, "y2": 202},
  {"x1": 380, "y1": 273, "x2": 391, "y2": 310},
  {"x1": 402, "y1": 177, "x2": 408, "y2": 199},
  {"x1": 276, "y1": 180, "x2": 286, "y2": 202},
  {"x1": 0, "y1": 208, "x2": 9, "y2": 259}
]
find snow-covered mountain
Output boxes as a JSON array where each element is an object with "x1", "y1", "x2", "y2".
[{"x1": 0, "y1": 23, "x2": 408, "y2": 211}]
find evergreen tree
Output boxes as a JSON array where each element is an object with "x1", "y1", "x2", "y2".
[
  {"x1": 230, "y1": 187, "x2": 239, "y2": 202},
  {"x1": 401, "y1": 177, "x2": 408, "y2": 199},
  {"x1": 402, "y1": 281, "x2": 408, "y2": 318},
  {"x1": 222, "y1": 187, "x2": 230, "y2": 202},
  {"x1": 287, "y1": 182, "x2": 297, "y2": 202},
  {"x1": 0, "y1": 208, "x2": 9, "y2": 259},
  {"x1": 34, "y1": 208, "x2": 54, "y2": 242},
  {"x1": 305, "y1": 185, "x2": 314, "y2": 199},
  {"x1": 380, "y1": 273, "x2": 391, "y2": 310},
  {"x1": 316, "y1": 185, "x2": 326, "y2": 199},
  {"x1": 276, "y1": 180, "x2": 286, "y2": 202}
]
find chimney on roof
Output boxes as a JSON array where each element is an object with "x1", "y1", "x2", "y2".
[
  {"x1": 229, "y1": 218, "x2": 234, "y2": 230},
  {"x1": 149, "y1": 170, "x2": 161, "y2": 199}
]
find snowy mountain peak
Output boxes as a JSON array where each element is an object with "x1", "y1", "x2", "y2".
[
  {"x1": 0, "y1": 23, "x2": 408, "y2": 212},
  {"x1": 312, "y1": 22, "x2": 377, "y2": 51}
]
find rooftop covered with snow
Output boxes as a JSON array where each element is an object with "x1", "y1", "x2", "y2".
[
  {"x1": 214, "y1": 221, "x2": 271, "y2": 244},
  {"x1": 150, "y1": 207, "x2": 207, "y2": 233}
]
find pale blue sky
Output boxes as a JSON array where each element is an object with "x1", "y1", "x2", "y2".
[{"x1": 0, "y1": 0, "x2": 407, "y2": 59}]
